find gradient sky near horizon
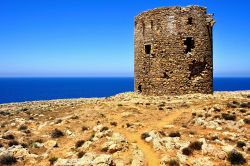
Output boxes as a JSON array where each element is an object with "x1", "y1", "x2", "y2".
[{"x1": 0, "y1": 0, "x2": 249, "y2": 77}]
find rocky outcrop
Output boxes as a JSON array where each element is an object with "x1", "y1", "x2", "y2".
[{"x1": 0, "y1": 91, "x2": 249, "y2": 165}]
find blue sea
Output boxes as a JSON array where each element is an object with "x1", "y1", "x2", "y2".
[{"x1": 0, "y1": 77, "x2": 250, "y2": 104}]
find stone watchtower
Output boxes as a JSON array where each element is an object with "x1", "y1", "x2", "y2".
[{"x1": 134, "y1": 6, "x2": 215, "y2": 95}]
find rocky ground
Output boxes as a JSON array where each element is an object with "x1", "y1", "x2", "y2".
[{"x1": 0, "y1": 91, "x2": 249, "y2": 166}]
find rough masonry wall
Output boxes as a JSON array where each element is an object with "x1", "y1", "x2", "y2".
[{"x1": 134, "y1": 6, "x2": 215, "y2": 95}]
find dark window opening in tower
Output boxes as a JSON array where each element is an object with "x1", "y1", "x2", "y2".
[
  {"x1": 188, "y1": 17, "x2": 193, "y2": 25},
  {"x1": 145, "y1": 45, "x2": 151, "y2": 55},
  {"x1": 184, "y1": 37, "x2": 195, "y2": 53},
  {"x1": 161, "y1": 72, "x2": 169, "y2": 79},
  {"x1": 188, "y1": 60, "x2": 206, "y2": 79},
  {"x1": 150, "y1": 20, "x2": 153, "y2": 29},
  {"x1": 138, "y1": 84, "x2": 142, "y2": 93}
]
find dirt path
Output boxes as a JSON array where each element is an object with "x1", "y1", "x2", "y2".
[
  {"x1": 110, "y1": 106, "x2": 195, "y2": 166},
  {"x1": 112, "y1": 99, "x2": 219, "y2": 166}
]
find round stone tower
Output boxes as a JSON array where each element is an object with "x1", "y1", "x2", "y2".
[{"x1": 134, "y1": 6, "x2": 215, "y2": 95}]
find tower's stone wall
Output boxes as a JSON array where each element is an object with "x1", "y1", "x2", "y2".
[{"x1": 134, "y1": 6, "x2": 215, "y2": 95}]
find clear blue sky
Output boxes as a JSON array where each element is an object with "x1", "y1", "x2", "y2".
[{"x1": 0, "y1": 0, "x2": 249, "y2": 77}]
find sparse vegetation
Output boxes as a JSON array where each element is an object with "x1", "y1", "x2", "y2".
[
  {"x1": 55, "y1": 119, "x2": 62, "y2": 124},
  {"x1": 204, "y1": 113, "x2": 211, "y2": 118},
  {"x1": 110, "y1": 122, "x2": 117, "y2": 126},
  {"x1": 168, "y1": 159, "x2": 180, "y2": 166},
  {"x1": 75, "y1": 140, "x2": 85, "y2": 148},
  {"x1": 227, "y1": 102, "x2": 238, "y2": 108},
  {"x1": 21, "y1": 143, "x2": 28, "y2": 148},
  {"x1": 158, "y1": 130, "x2": 166, "y2": 137},
  {"x1": 29, "y1": 117, "x2": 34, "y2": 120},
  {"x1": 51, "y1": 129, "x2": 64, "y2": 138},
  {"x1": 49, "y1": 157, "x2": 58, "y2": 165},
  {"x1": 181, "y1": 124, "x2": 187, "y2": 128},
  {"x1": 88, "y1": 133, "x2": 95, "y2": 141},
  {"x1": 0, "y1": 155, "x2": 17, "y2": 165},
  {"x1": 221, "y1": 113, "x2": 236, "y2": 121},
  {"x1": 34, "y1": 139, "x2": 43, "y2": 143},
  {"x1": 23, "y1": 129, "x2": 31, "y2": 134},
  {"x1": 2, "y1": 134, "x2": 15, "y2": 140},
  {"x1": 236, "y1": 141, "x2": 246, "y2": 148},
  {"x1": 198, "y1": 114, "x2": 203, "y2": 117},
  {"x1": 77, "y1": 151, "x2": 85, "y2": 158},
  {"x1": 141, "y1": 132, "x2": 150, "y2": 140},
  {"x1": 125, "y1": 123, "x2": 132, "y2": 128},
  {"x1": 211, "y1": 136, "x2": 219, "y2": 141},
  {"x1": 213, "y1": 107, "x2": 221, "y2": 112},
  {"x1": 82, "y1": 126, "x2": 88, "y2": 131},
  {"x1": 0, "y1": 111, "x2": 10, "y2": 116},
  {"x1": 243, "y1": 118, "x2": 250, "y2": 124},
  {"x1": 224, "y1": 136, "x2": 232, "y2": 142},
  {"x1": 232, "y1": 101, "x2": 240, "y2": 105},
  {"x1": 189, "y1": 141, "x2": 203, "y2": 150},
  {"x1": 240, "y1": 102, "x2": 250, "y2": 108},
  {"x1": 8, "y1": 140, "x2": 19, "y2": 147},
  {"x1": 189, "y1": 131, "x2": 196, "y2": 135},
  {"x1": 100, "y1": 113, "x2": 105, "y2": 118},
  {"x1": 117, "y1": 104, "x2": 123, "y2": 106},
  {"x1": 101, "y1": 146, "x2": 109, "y2": 152},
  {"x1": 100, "y1": 126, "x2": 109, "y2": 132},
  {"x1": 71, "y1": 115, "x2": 79, "y2": 120},
  {"x1": 227, "y1": 150, "x2": 246, "y2": 165},
  {"x1": 168, "y1": 132, "x2": 181, "y2": 137},
  {"x1": 239, "y1": 109, "x2": 247, "y2": 113},
  {"x1": 20, "y1": 108, "x2": 28, "y2": 111},
  {"x1": 18, "y1": 125, "x2": 28, "y2": 131},
  {"x1": 158, "y1": 103, "x2": 165, "y2": 107},
  {"x1": 158, "y1": 107, "x2": 164, "y2": 111},
  {"x1": 0, "y1": 89, "x2": 249, "y2": 165},
  {"x1": 213, "y1": 115, "x2": 220, "y2": 119},
  {"x1": 182, "y1": 147, "x2": 193, "y2": 156}
]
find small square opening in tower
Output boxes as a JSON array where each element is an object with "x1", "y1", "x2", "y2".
[
  {"x1": 188, "y1": 17, "x2": 193, "y2": 25},
  {"x1": 145, "y1": 44, "x2": 151, "y2": 55},
  {"x1": 184, "y1": 37, "x2": 195, "y2": 53},
  {"x1": 138, "y1": 84, "x2": 142, "y2": 93}
]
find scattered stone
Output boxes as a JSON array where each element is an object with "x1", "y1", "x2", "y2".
[
  {"x1": 44, "y1": 140, "x2": 57, "y2": 149},
  {"x1": 121, "y1": 112, "x2": 133, "y2": 117},
  {"x1": 163, "y1": 125, "x2": 174, "y2": 129},
  {"x1": 222, "y1": 145, "x2": 234, "y2": 153},
  {"x1": 92, "y1": 154, "x2": 113, "y2": 165},
  {"x1": 101, "y1": 133, "x2": 128, "y2": 153},
  {"x1": 131, "y1": 144, "x2": 144, "y2": 166},
  {"x1": 141, "y1": 132, "x2": 150, "y2": 140},
  {"x1": 145, "y1": 136, "x2": 153, "y2": 142},
  {"x1": 190, "y1": 157, "x2": 212, "y2": 166}
]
